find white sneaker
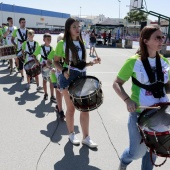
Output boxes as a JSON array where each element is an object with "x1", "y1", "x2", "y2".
[
  {"x1": 118, "y1": 163, "x2": 127, "y2": 170},
  {"x1": 69, "y1": 132, "x2": 80, "y2": 145},
  {"x1": 82, "y1": 136, "x2": 98, "y2": 148}
]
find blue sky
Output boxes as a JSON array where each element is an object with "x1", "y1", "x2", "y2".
[{"x1": 1, "y1": 0, "x2": 169, "y2": 21}]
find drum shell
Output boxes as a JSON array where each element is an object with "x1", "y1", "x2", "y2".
[
  {"x1": 68, "y1": 76, "x2": 103, "y2": 112},
  {"x1": 24, "y1": 60, "x2": 41, "y2": 77},
  {"x1": 138, "y1": 102, "x2": 170, "y2": 157},
  {"x1": 0, "y1": 45, "x2": 16, "y2": 60}
]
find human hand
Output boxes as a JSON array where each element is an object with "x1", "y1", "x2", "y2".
[{"x1": 125, "y1": 98, "x2": 137, "y2": 113}]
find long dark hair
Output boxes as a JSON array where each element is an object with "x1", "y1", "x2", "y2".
[
  {"x1": 137, "y1": 25, "x2": 161, "y2": 60},
  {"x1": 63, "y1": 18, "x2": 86, "y2": 65}
]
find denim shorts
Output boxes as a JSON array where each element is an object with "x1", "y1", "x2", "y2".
[
  {"x1": 58, "y1": 69, "x2": 86, "y2": 90},
  {"x1": 90, "y1": 43, "x2": 96, "y2": 48}
]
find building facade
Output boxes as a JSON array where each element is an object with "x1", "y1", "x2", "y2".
[{"x1": 0, "y1": 3, "x2": 70, "y2": 30}]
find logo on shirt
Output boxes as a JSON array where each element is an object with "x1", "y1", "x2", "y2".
[{"x1": 75, "y1": 45, "x2": 82, "y2": 52}]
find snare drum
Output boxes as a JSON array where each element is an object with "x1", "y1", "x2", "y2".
[
  {"x1": 41, "y1": 64, "x2": 51, "y2": 82},
  {"x1": 24, "y1": 59, "x2": 41, "y2": 77},
  {"x1": 0, "y1": 45, "x2": 16, "y2": 60},
  {"x1": 68, "y1": 76, "x2": 103, "y2": 112},
  {"x1": 138, "y1": 102, "x2": 170, "y2": 158}
]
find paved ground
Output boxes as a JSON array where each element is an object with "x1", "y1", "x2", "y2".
[{"x1": 0, "y1": 35, "x2": 170, "y2": 170}]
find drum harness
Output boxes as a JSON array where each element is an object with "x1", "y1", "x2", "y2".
[
  {"x1": 41, "y1": 45, "x2": 52, "y2": 61},
  {"x1": 132, "y1": 56, "x2": 165, "y2": 99},
  {"x1": 16, "y1": 29, "x2": 28, "y2": 62}
]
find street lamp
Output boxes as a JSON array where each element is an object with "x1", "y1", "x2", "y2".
[
  {"x1": 80, "y1": 6, "x2": 81, "y2": 19},
  {"x1": 117, "y1": 0, "x2": 121, "y2": 40}
]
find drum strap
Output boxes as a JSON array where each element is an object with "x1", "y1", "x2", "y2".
[
  {"x1": 41, "y1": 45, "x2": 52, "y2": 60},
  {"x1": 132, "y1": 56, "x2": 165, "y2": 98},
  {"x1": 17, "y1": 29, "x2": 28, "y2": 43},
  {"x1": 26, "y1": 41, "x2": 36, "y2": 55}
]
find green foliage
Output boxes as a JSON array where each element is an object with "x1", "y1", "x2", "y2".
[{"x1": 124, "y1": 10, "x2": 148, "y2": 24}]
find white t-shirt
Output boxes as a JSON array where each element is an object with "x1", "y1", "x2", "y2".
[
  {"x1": 64, "y1": 41, "x2": 86, "y2": 72},
  {"x1": 5, "y1": 26, "x2": 17, "y2": 45}
]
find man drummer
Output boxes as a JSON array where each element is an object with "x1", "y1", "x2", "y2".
[
  {"x1": 3, "y1": 17, "x2": 17, "y2": 74},
  {"x1": 11, "y1": 18, "x2": 27, "y2": 82}
]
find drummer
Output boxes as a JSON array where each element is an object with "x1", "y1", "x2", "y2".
[
  {"x1": 3, "y1": 17, "x2": 17, "y2": 74},
  {"x1": 22, "y1": 29, "x2": 41, "y2": 90},
  {"x1": 113, "y1": 25, "x2": 170, "y2": 170},
  {"x1": 33, "y1": 33, "x2": 56, "y2": 103},
  {"x1": 11, "y1": 18, "x2": 28, "y2": 82},
  {"x1": 47, "y1": 33, "x2": 65, "y2": 119},
  {"x1": 54, "y1": 18, "x2": 101, "y2": 148}
]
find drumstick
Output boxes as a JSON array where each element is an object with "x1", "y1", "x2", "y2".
[
  {"x1": 138, "y1": 106, "x2": 161, "y2": 109},
  {"x1": 68, "y1": 61, "x2": 71, "y2": 75},
  {"x1": 94, "y1": 48, "x2": 101, "y2": 64}
]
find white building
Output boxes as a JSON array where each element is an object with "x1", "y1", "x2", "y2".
[{"x1": 0, "y1": 3, "x2": 70, "y2": 29}]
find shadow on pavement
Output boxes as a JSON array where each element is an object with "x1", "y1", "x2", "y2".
[
  {"x1": 40, "y1": 119, "x2": 80, "y2": 144},
  {"x1": 54, "y1": 142, "x2": 100, "y2": 170},
  {"x1": 27, "y1": 100, "x2": 54, "y2": 118},
  {"x1": 15, "y1": 90, "x2": 40, "y2": 105}
]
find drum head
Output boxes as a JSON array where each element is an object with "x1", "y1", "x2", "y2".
[
  {"x1": 138, "y1": 104, "x2": 170, "y2": 132},
  {"x1": 69, "y1": 76, "x2": 100, "y2": 97},
  {"x1": 24, "y1": 60, "x2": 36, "y2": 70}
]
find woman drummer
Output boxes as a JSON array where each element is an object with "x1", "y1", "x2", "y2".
[
  {"x1": 113, "y1": 25, "x2": 170, "y2": 169},
  {"x1": 54, "y1": 18, "x2": 101, "y2": 148}
]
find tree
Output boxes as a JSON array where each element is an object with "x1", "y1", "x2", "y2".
[{"x1": 124, "y1": 10, "x2": 148, "y2": 25}]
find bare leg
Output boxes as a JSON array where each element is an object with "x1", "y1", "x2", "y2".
[
  {"x1": 56, "y1": 89, "x2": 63, "y2": 112},
  {"x1": 50, "y1": 81, "x2": 54, "y2": 97},
  {"x1": 80, "y1": 111, "x2": 89, "y2": 139},
  {"x1": 35, "y1": 75, "x2": 39, "y2": 86},
  {"x1": 43, "y1": 79, "x2": 47, "y2": 94},
  {"x1": 62, "y1": 89, "x2": 75, "y2": 133}
]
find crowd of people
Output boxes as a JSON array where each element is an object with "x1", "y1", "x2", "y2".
[{"x1": 1, "y1": 15, "x2": 170, "y2": 170}]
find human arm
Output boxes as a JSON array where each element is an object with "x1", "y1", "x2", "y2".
[{"x1": 113, "y1": 77, "x2": 137, "y2": 113}]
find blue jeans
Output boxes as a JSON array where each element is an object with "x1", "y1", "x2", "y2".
[
  {"x1": 58, "y1": 69, "x2": 86, "y2": 90},
  {"x1": 120, "y1": 112, "x2": 157, "y2": 170}
]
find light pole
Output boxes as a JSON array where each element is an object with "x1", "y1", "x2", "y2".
[
  {"x1": 117, "y1": 0, "x2": 121, "y2": 39},
  {"x1": 80, "y1": 6, "x2": 81, "y2": 19},
  {"x1": 13, "y1": 4, "x2": 15, "y2": 25}
]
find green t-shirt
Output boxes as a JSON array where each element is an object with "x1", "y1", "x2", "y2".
[
  {"x1": 118, "y1": 54, "x2": 170, "y2": 112},
  {"x1": 47, "y1": 50, "x2": 57, "y2": 83},
  {"x1": 22, "y1": 40, "x2": 39, "y2": 63}
]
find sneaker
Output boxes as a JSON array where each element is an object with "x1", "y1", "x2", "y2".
[
  {"x1": 82, "y1": 136, "x2": 98, "y2": 148},
  {"x1": 69, "y1": 132, "x2": 80, "y2": 145},
  {"x1": 36, "y1": 86, "x2": 43, "y2": 91},
  {"x1": 20, "y1": 76, "x2": 24, "y2": 82},
  {"x1": 44, "y1": 93, "x2": 48, "y2": 100},
  {"x1": 50, "y1": 96, "x2": 56, "y2": 103},
  {"x1": 25, "y1": 84, "x2": 30, "y2": 90},
  {"x1": 58, "y1": 110, "x2": 65, "y2": 120},
  {"x1": 118, "y1": 163, "x2": 127, "y2": 170}
]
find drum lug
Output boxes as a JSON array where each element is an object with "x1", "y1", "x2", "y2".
[
  {"x1": 80, "y1": 97, "x2": 82, "y2": 103},
  {"x1": 89, "y1": 95, "x2": 91, "y2": 100}
]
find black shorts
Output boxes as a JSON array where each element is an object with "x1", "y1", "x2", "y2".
[{"x1": 18, "y1": 56, "x2": 24, "y2": 70}]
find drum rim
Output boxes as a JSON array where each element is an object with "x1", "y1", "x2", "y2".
[{"x1": 68, "y1": 75, "x2": 101, "y2": 98}]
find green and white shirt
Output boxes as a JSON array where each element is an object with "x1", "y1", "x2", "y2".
[
  {"x1": 33, "y1": 45, "x2": 53, "y2": 64},
  {"x1": 55, "y1": 40, "x2": 86, "y2": 72},
  {"x1": 12, "y1": 28, "x2": 27, "y2": 56},
  {"x1": 118, "y1": 54, "x2": 170, "y2": 112},
  {"x1": 3, "y1": 26, "x2": 17, "y2": 45},
  {"x1": 22, "y1": 40, "x2": 39, "y2": 63}
]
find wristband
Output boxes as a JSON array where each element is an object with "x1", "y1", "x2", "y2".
[
  {"x1": 62, "y1": 68, "x2": 68, "y2": 75},
  {"x1": 124, "y1": 96, "x2": 130, "y2": 102}
]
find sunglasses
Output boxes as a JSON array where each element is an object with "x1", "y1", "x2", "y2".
[{"x1": 155, "y1": 35, "x2": 165, "y2": 41}]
